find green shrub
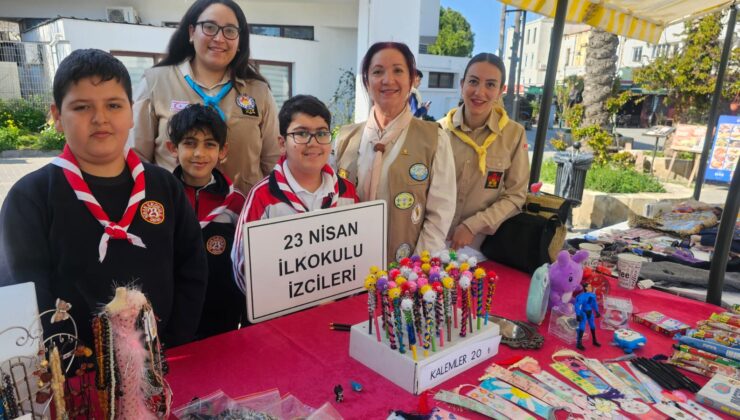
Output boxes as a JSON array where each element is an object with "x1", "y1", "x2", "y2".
[
  {"x1": 586, "y1": 165, "x2": 665, "y2": 193},
  {"x1": 16, "y1": 134, "x2": 38, "y2": 149},
  {"x1": 539, "y1": 159, "x2": 665, "y2": 193},
  {"x1": 610, "y1": 151, "x2": 636, "y2": 169},
  {"x1": 0, "y1": 123, "x2": 21, "y2": 152},
  {"x1": 0, "y1": 97, "x2": 48, "y2": 132},
  {"x1": 36, "y1": 124, "x2": 65, "y2": 150}
]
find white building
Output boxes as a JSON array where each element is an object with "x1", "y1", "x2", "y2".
[
  {"x1": 503, "y1": 17, "x2": 710, "y2": 89},
  {"x1": 0, "y1": 0, "x2": 468, "y2": 122},
  {"x1": 503, "y1": 17, "x2": 553, "y2": 88}
]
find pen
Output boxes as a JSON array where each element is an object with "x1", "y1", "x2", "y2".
[{"x1": 329, "y1": 322, "x2": 352, "y2": 331}]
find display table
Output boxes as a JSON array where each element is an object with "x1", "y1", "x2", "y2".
[{"x1": 166, "y1": 261, "x2": 728, "y2": 418}]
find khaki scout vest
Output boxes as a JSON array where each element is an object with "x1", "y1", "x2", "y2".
[{"x1": 335, "y1": 118, "x2": 438, "y2": 262}]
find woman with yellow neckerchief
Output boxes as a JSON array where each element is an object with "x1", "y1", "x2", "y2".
[{"x1": 441, "y1": 53, "x2": 530, "y2": 252}]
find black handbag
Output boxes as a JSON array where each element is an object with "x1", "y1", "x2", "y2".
[{"x1": 481, "y1": 193, "x2": 571, "y2": 274}]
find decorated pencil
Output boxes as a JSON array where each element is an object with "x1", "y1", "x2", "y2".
[
  {"x1": 485, "y1": 270, "x2": 497, "y2": 325},
  {"x1": 475, "y1": 268, "x2": 485, "y2": 330},
  {"x1": 401, "y1": 298, "x2": 418, "y2": 361},
  {"x1": 389, "y1": 287, "x2": 405, "y2": 354},
  {"x1": 442, "y1": 276, "x2": 454, "y2": 342},
  {"x1": 364, "y1": 273, "x2": 377, "y2": 336},
  {"x1": 422, "y1": 286, "x2": 437, "y2": 354},
  {"x1": 459, "y1": 272, "x2": 471, "y2": 337}
]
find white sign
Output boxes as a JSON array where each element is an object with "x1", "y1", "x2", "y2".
[
  {"x1": 243, "y1": 200, "x2": 387, "y2": 323},
  {"x1": 418, "y1": 333, "x2": 501, "y2": 390}
]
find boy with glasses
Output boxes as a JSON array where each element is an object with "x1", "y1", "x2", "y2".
[{"x1": 232, "y1": 95, "x2": 359, "y2": 293}]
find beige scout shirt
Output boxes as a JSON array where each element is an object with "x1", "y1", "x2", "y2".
[
  {"x1": 442, "y1": 105, "x2": 529, "y2": 249},
  {"x1": 129, "y1": 61, "x2": 280, "y2": 194},
  {"x1": 334, "y1": 121, "x2": 456, "y2": 255}
]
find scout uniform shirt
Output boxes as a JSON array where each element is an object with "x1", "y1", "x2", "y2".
[
  {"x1": 334, "y1": 117, "x2": 456, "y2": 261},
  {"x1": 130, "y1": 61, "x2": 281, "y2": 194},
  {"x1": 442, "y1": 105, "x2": 529, "y2": 250}
]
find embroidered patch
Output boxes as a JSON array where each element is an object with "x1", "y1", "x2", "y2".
[
  {"x1": 523, "y1": 142, "x2": 529, "y2": 150},
  {"x1": 411, "y1": 203, "x2": 423, "y2": 225},
  {"x1": 140, "y1": 200, "x2": 165, "y2": 224},
  {"x1": 236, "y1": 94, "x2": 259, "y2": 117},
  {"x1": 409, "y1": 163, "x2": 429, "y2": 181},
  {"x1": 169, "y1": 100, "x2": 189, "y2": 113},
  {"x1": 395, "y1": 243, "x2": 412, "y2": 261},
  {"x1": 394, "y1": 192, "x2": 415, "y2": 210},
  {"x1": 485, "y1": 171, "x2": 503, "y2": 189},
  {"x1": 206, "y1": 235, "x2": 227, "y2": 255},
  {"x1": 338, "y1": 168, "x2": 349, "y2": 179}
]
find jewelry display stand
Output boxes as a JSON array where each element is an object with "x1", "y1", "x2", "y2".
[{"x1": 349, "y1": 310, "x2": 501, "y2": 394}]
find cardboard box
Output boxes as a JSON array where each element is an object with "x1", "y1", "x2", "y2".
[
  {"x1": 349, "y1": 313, "x2": 501, "y2": 394},
  {"x1": 633, "y1": 311, "x2": 690, "y2": 336},
  {"x1": 696, "y1": 374, "x2": 740, "y2": 417}
]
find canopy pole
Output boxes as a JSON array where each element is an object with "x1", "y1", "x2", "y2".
[
  {"x1": 514, "y1": 11, "x2": 527, "y2": 121},
  {"x1": 694, "y1": 4, "x2": 737, "y2": 200},
  {"x1": 707, "y1": 153, "x2": 740, "y2": 305},
  {"x1": 530, "y1": 0, "x2": 569, "y2": 185}
]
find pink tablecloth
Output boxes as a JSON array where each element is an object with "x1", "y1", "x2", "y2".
[{"x1": 166, "y1": 261, "x2": 730, "y2": 419}]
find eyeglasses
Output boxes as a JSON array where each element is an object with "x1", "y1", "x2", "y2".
[
  {"x1": 196, "y1": 21, "x2": 240, "y2": 40},
  {"x1": 286, "y1": 130, "x2": 333, "y2": 144}
]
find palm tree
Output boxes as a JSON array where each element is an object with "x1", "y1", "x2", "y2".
[{"x1": 582, "y1": 29, "x2": 619, "y2": 128}]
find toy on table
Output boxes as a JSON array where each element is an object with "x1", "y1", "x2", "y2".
[
  {"x1": 526, "y1": 263, "x2": 551, "y2": 325},
  {"x1": 549, "y1": 250, "x2": 589, "y2": 311},
  {"x1": 574, "y1": 282, "x2": 601, "y2": 350},
  {"x1": 333, "y1": 384, "x2": 343, "y2": 402},
  {"x1": 613, "y1": 329, "x2": 646, "y2": 353},
  {"x1": 601, "y1": 296, "x2": 632, "y2": 330}
]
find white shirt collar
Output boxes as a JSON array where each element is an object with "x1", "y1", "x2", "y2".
[{"x1": 283, "y1": 163, "x2": 334, "y2": 211}]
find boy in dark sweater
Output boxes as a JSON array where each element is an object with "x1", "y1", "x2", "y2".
[
  {"x1": 0, "y1": 49, "x2": 207, "y2": 347},
  {"x1": 165, "y1": 104, "x2": 246, "y2": 338}
]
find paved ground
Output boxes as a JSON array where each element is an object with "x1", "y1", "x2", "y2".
[{"x1": 0, "y1": 156, "x2": 53, "y2": 206}]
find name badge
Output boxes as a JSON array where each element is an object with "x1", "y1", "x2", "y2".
[{"x1": 169, "y1": 100, "x2": 190, "y2": 113}]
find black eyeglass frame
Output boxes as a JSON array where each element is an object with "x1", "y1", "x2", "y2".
[{"x1": 195, "y1": 21, "x2": 241, "y2": 40}]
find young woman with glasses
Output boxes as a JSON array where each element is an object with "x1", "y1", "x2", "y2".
[{"x1": 130, "y1": 0, "x2": 280, "y2": 195}]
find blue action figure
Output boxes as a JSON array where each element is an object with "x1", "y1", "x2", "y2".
[{"x1": 574, "y1": 283, "x2": 601, "y2": 350}]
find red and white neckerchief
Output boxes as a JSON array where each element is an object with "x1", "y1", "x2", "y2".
[
  {"x1": 52, "y1": 145, "x2": 147, "y2": 262},
  {"x1": 199, "y1": 180, "x2": 238, "y2": 228},
  {"x1": 272, "y1": 155, "x2": 339, "y2": 212}
]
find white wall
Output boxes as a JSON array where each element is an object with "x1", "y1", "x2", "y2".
[
  {"x1": 251, "y1": 26, "x2": 356, "y2": 105},
  {"x1": 417, "y1": 53, "x2": 468, "y2": 118},
  {"x1": 18, "y1": 12, "x2": 357, "y2": 106},
  {"x1": 1, "y1": 0, "x2": 359, "y2": 28}
]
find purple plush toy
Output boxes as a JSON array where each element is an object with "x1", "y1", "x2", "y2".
[{"x1": 548, "y1": 250, "x2": 589, "y2": 311}]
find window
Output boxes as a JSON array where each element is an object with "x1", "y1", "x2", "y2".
[
  {"x1": 524, "y1": 54, "x2": 528, "y2": 67},
  {"x1": 532, "y1": 28, "x2": 537, "y2": 44},
  {"x1": 428, "y1": 72, "x2": 454, "y2": 89},
  {"x1": 111, "y1": 51, "x2": 164, "y2": 84},
  {"x1": 526, "y1": 29, "x2": 530, "y2": 45},
  {"x1": 565, "y1": 48, "x2": 571, "y2": 65},
  {"x1": 250, "y1": 24, "x2": 313, "y2": 40},
  {"x1": 254, "y1": 60, "x2": 292, "y2": 108},
  {"x1": 632, "y1": 46, "x2": 642, "y2": 62}
]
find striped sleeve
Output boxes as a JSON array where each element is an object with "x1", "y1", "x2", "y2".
[{"x1": 231, "y1": 177, "x2": 270, "y2": 294}]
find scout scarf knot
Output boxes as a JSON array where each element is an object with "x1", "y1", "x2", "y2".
[
  {"x1": 445, "y1": 106, "x2": 509, "y2": 174},
  {"x1": 271, "y1": 155, "x2": 339, "y2": 212},
  {"x1": 199, "y1": 182, "x2": 238, "y2": 228},
  {"x1": 184, "y1": 75, "x2": 233, "y2": 121},
  {"x1": 52, "y1": 145, "x2": 147, "y2": 262},
  {"x1": 361, "y1": 105, "x2": 413, "y2": 200}
]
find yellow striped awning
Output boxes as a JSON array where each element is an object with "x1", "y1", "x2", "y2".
[{"x1": 499, "y1": 0, "x2": 735, "y2": 43}]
